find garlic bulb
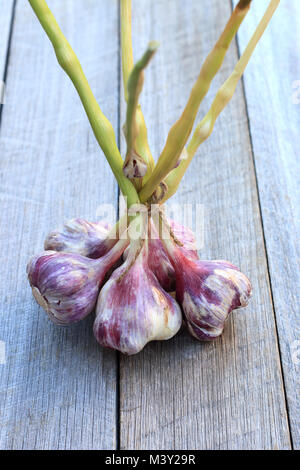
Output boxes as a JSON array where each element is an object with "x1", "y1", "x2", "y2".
[
  {"x1": 93, "y1": 239, "x2": 182, "y2": 355},
  {"x1": 44, "y1": 218, "x2": 113, "y2": 258},
  {"x1": 27, "y1": 0, "x2": 276, "y2": 355},
  {"x1": 160, "y1": 234, "x2": 252, "y2": 341},
  {"x1": 27, "y1": 239, "x2": 128, "y2": 325}
]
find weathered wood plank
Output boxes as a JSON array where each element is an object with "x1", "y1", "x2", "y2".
[
  {"x1": 0, "y1": 0, "x2": 119, "y2": 450},
  {"x1": 234, "y1": 0, "x2": 300, "y2": 448},
  {"x1": 0, "y1": 0, "x2": 14, "y2": 80},
  {"x1": 119, "y1": 0, "x2": 291, "y2": 450}
]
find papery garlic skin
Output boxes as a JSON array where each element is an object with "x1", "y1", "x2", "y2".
[
  {"x1": 123, "y1": 150, "x2": 148, "y2": 179},
  {"x1": 93, "y1": 241, "x2": 182, "y2": 355},
  {"x1": 27, "y1": 239, "x2": 128, "y2": 325},
  {"x1": 169, "y1": 219, "x2": 198, "y2": 259},
  {"x1": 44, "y1": 218, "x2": 112, "y2": 258}
]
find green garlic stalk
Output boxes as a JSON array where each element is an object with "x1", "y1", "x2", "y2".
[
  {"x1": 162, "y1": 0, "x2": 280, "y2": 202},
  {"x1": 138, "y1": 0, "x2": 253, "y2": 203},
  {"x1": 29, "y1": 0, "x2": 280, "y2": 211},
  {"x1": 120, "y1": 0, "x2": 134, "y2": 103},
  {"x1": 123, "y1": 42, "x2": 159, "y2": 181},
  {"x1": 120, "y1": 0, "x2": 155, "y2": 185},
  {"x1": 28, "y1": 0, "x2": 140, "y2": 209}
]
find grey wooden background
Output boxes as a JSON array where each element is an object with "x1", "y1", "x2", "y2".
[{"x1": 0, "y1": 0, "x2": 299, "y2": 450}]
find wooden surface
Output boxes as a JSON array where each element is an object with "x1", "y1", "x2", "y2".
[
  {"x1": 0, "y1": 0, "x2": 119, "y2": 450},
  {"x1": 0, "y1": 0, "x2": 299, "y2": 450},
  {"x1": 234, "y1": 0, "x2": 300, "y2": 448}
]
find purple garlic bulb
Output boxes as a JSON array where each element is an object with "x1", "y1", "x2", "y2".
[
  {"x1": 123, "y1": 218, "x2": 198, "y2": 291},
  {"x1": 44, "y1": 218, "x2": 114, "y2": 258},
  {"x1": 27, "y1": 239, "x2": 128, "y2": 325},
  {"x1": 93, "y1": 240, "x2": 182, "y2": 355},
  {"x1": 163, "y1": 240, "x2": 252, "y2": 341}
]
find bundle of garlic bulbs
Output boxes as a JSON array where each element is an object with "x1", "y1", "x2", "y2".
[{"x1": 27, "y1": 0, "x2": 279, "y2": 354}]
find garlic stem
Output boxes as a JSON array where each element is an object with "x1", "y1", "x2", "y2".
[
  {"x1": 162, "y1": 0, "x2": 280, "y2": 203},
  {"x1": 120, "y1": 0, "x2": 156, "y2": 184},
  {"x1": 28, "y1": 0, "x2": 140, "y2": 209},
  {"x1": 138, "y1": 0, "x2": 253, "y2": 203},
  {"x1": 120, "y1": 0, "x2": 134, "y2": 103},
  {"x1": 123, "y1": 42, "x2": 159, "y2": 180},
  {"x1": 100, "y1": 235, "x2": 129, "y2": 271}
]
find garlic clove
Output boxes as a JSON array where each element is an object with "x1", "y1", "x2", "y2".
[
  {"x1": 27, "y1": 239, "x2": 128, "y2": 325},
  {"x1": 93, "y1": 240, "x2": 182, "y2": 355},
  {"x1": 44, "y1": 218, "x2": 113, "y2": 258}
]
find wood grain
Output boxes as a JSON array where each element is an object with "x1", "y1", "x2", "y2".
[
  {"x1": 234, "y1": 0, "x2": 300, "y2": 448},
  {"x1": 0, "y1": 0, "x2": 119, "y2": 450},
  {"x1": 119, "y1": 0, "x2": 291, "y2": 450}
]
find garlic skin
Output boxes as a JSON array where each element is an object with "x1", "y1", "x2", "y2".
[
  {"x1": 123, "y1": 150, "x2": 148, "y2": 179},
  {"x1": 27, "y1": 239, "x2": 128, "y2": 325},
  {"x1": 169, "y1": 247, "x2": 252, "y2": 341},
  {"x1": 44, "y1": 218, "x2": 113, "y2": 258},
  {"x1": 27, "y1": 251, "x2": 103, "y2": 325},
  {"x1": 147, "y1": 232, "x2": 176, "y2": 291},
  {"x1": 93, "y1": 241, "x2": 182, "y2": 355},
  {"x1": 123, "y1": 218, "x2": 199, "y2": 291},
  {"x1": 169, "y1": 219, "x2": 198, "y2": 259}
]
